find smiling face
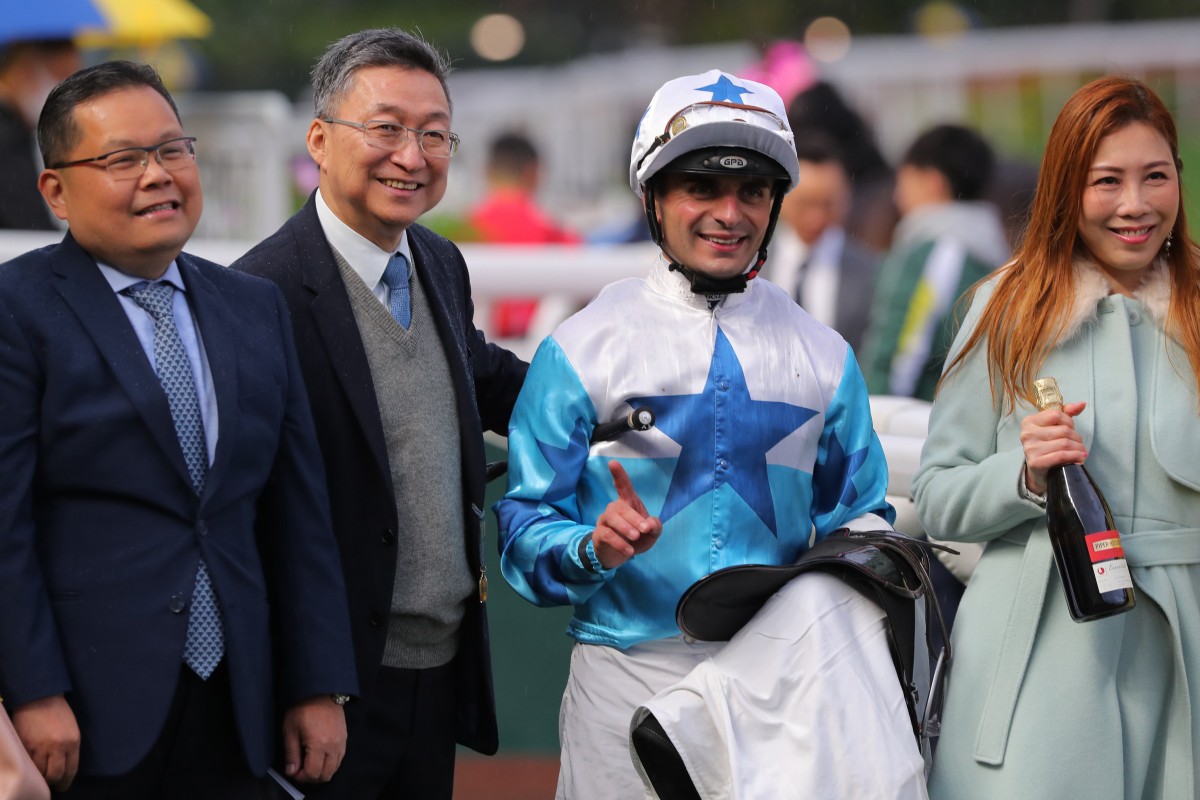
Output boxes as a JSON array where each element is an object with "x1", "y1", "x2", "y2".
[
  {"x1": 308, "y1": 65, "x2": 451, "y2": 251},
  {"x1": 1077, "y1": 121, "x2": 1179, "y2": 295},
  {"x1": 38, "y1": 86, "x2": 201, "y2": 279},
  {"x1": 654, "y1": 171, "x2": 774, "y2": 280}
]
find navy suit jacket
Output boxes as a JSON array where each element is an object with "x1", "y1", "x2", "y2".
[
  {"x1": 233, "y1": 195, "x2": 527, "y2": 755},
  {"x1": 0, "y1": 234, "x2": 357, "y2": 776}
]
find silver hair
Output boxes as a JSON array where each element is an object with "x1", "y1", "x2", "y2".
[{"x1": 311, "y1": 28, "x2": 452, "y2": 119}]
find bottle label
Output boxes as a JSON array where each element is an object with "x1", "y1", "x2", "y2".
[
  {"x1": 1094, "y1": 558, "x2": 1134, "y2": 592},
  {"x1": 1085, "y1": 531, "x2": 1125, "y2": 562}
]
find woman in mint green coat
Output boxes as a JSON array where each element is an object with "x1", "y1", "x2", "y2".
[{"x1": 915, "y1": 76, "x2": 1200, "y2": 800}]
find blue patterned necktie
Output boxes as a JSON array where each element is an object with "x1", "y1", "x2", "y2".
[
  {"x1": 123, "y1": 281, "x2": 225, "y2": 679},
  {"x1": 381, "y1": 252, "x2": 411, "y2": 329}
]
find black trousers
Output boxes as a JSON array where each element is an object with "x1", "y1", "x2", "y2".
[
  {"x1": 58, "y1": 661, "x2": 263, "y2": 800},
  {"x1": 303, "y1": 660, "x2": 458, "y2": 800}
]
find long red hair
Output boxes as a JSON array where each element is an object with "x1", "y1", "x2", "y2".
[{"x1": 942, "y1": 76, "x2": 1200, "y2": 412}]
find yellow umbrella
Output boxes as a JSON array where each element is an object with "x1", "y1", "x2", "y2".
[{"x1": 77, "y1": 0, "x2": 212, "y2": 47}]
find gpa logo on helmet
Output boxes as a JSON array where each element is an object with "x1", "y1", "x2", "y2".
[{"x1": 719, "y1": 155, "x2": 748, "y2": 169}]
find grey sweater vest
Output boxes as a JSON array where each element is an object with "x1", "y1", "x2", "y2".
[{"x1": 335, "y1": 251, "x2": 473, "y2": 669}]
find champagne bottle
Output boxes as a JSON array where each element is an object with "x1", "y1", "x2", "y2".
[{"x1": 1033, "y1": 377, "x2": 1135, "y2": 622}]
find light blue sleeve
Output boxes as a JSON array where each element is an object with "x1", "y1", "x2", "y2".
[
  {"x1": 494, "y1": 337, "x2": 613, "y2": 607},
  {"x1": 811, "y1": 351, "x2": 896, "y2": 538}
]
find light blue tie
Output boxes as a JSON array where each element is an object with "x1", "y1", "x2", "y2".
[
  {"x1": 381, "y1": 252, "x2": 411, "y2": 329},
  {"x1": 123, "y1": 281, "x2": 225, "y2": 680}
]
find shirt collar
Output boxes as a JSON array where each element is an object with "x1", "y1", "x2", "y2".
[
  {"x1": 316, "y1": 188, "x2": 414, "y2": 291},
  {"x1": 809, "y1": 226, "x2": 846, "y2": 267},
  {"x1": 97, "y1": 259, "x2": 186, "y2": 295}
]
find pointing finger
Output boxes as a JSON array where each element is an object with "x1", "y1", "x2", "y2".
[{"x1": 608, "y1": 461, "x2": 647, "y2": 515}]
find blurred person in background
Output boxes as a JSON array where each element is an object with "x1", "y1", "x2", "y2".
[
  {"x1": 760, "y1": 131, "x2": 881, "y2": 353},
  {"x1": 233, "y1": 28, "x2": 526, "y2": 799},
  {"x1": 916, "y1": 75, "x2": 1200, "y2": 800},
  {"x1": 468, "y1": 130, "x2": 580, "y2": 338},
  {"x1": 986, "y1": 154, "x2": 1039, "y2": 252},
  {"x1": 0, "y1": 38, "x2": 80, "y2": 229},
  {"x1": 787, "y1": 80, "x2": 898, "y2": 252},
  {"x1": 860, "y1": 123, "x2": 1009, "y2": 402}
]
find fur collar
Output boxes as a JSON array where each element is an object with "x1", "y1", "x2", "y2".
[{"x1": 1060, "y1": 257, "x2": 1172, "y2": 343}]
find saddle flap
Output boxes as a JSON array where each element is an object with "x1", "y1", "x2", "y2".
[{"x1": 675, "y1": 530, "x2": 935, "y2": 642}]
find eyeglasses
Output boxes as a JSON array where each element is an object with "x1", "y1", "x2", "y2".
[
  {"x1": 50, "y1": 137, "x2": 198, "y2": 180},
  {"x1": 321, "y1": 118, "x2": 460, "y2": 158}
]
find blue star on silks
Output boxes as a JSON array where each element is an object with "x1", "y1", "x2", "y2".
[
  {"x1": 811, "y1": 430, "x2": 870, "y2": 516},
  {"x1": 536, "y1": 418, "x2": 591, "y2": 503},
  {"x1": 630, "y1": 328, "x2": 816, "y2": 535},
  {"x1": 695, "y1": 75, "x2": 752, "y2": 104}
]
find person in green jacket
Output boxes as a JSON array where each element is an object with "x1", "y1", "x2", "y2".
[{"x1": 861, "y1": 124, "x2": 1008, "y2": 400}]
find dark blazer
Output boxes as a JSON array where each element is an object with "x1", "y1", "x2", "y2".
[
  {"x1": 0, "y1": 234, "x2": 357, "y2": 777},
  {"x1": 233, "y1": 195, "x2": 526, "y2": 755},
  {"x1": 832, "y1": 237, "x2": 882, "y2": 355}
]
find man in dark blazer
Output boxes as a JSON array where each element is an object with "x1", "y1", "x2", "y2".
[
  {"x1": 0, "y1": 62, "x2": 358, "y2": 798},
  {"x1": 234, "y1": 29, "x2": 526, "y2": 799},
  {"x1": 762, "y1": 134, "x2": 882, "y2": 353}
]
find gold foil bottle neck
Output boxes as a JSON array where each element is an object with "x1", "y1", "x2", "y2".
[{"x1": 1034, "y1": 377, "x2": 1064, "y2": 411}]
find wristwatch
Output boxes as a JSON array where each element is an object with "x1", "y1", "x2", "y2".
[{"x1": 330, "y1": 693, "x2": 351, "y2": 706}]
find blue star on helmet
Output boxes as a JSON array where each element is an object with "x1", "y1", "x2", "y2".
[
  {"x1": 630, "y1": 328, "x2": 816, "y2": 535},
  {"x1": 695, "y1": 75, "x2": 752, "y2": 104}
]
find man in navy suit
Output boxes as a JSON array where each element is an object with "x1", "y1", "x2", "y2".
[
  {"x1": 0, "y1": 61, "x2": 358, "y2": 798},
  {"x1": 760, "y1": 133, "x2": 881, "y2": 354},
  {"x1": 234, "y1": 29, "x2": 526, "y2": 799}
]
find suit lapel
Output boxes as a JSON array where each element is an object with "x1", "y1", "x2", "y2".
[
  {"x1": 180, "y1": 254, "x2": 238, "y2": 502},
  {"x1": 295, "y1": 202, "x2": 392, "y2": 483},
  {"x1": 50, "y1": 235, "x2": 195, "y2": 495}
]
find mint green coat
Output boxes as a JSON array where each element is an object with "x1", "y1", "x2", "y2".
[{"x1": 915, "y1": 266, "x2": 1200, "y2": 799}]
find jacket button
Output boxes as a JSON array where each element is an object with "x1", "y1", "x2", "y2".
[
  {"x1": 380, "y1": 528, "x2": 395, "y2": 545},
  {"x1": 369, "y1": 611, "x2": 384, "y2": 627},
  {"x1": 169, "y1": 594, "x2": 186, "y2": 613},
  {"x1": 196, "y1": 521, "x2": 208, "y2": 537}
]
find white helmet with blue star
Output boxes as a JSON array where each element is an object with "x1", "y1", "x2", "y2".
[
  {"x1": 629, "y1": 69, "x2": 799, "y2": 198},
  {"x1": 629, "y1": 69, "x2": 800, "y2": 295}
]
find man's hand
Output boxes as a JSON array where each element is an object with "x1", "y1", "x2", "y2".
[
  {"x1": 10, "y1": 694, "x2": 80, "y2": 791},
  {"x1": 281, "y1": 696, "x2": 347, "y2": 783},
  {"x1": 591, "y1": 461, "x2": 663, "y2": 569},
  {"x1": 1020, "y1": 400, "x2": 1088, "y2": 494}
]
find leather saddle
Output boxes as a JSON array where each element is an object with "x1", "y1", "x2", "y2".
[{"x1": 674, "y1": 528, "x2": 956, "y2": 742}]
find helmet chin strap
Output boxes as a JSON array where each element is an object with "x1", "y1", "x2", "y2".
[{"x1": 664, "y1": 250, "x2": 765, "y2": 296}]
